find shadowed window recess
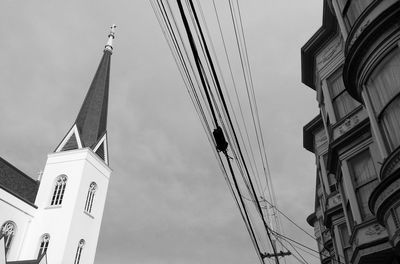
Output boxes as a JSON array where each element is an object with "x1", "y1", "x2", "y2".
[
  {"x1": 51, "y1": 175, "x2": 67, "y2": 206},
  {"x1": 1, "y1": 221, "x2": 16, "y2": 255},
  {"x1": 37, "y1": 233, "x2": 50, "y2": 258},
  {"x1": 84, "y1": 182, "x2": 97, "y2": 214},
  {"x1": 74, "y1": 239, "x2": 85, "y2": 264}
]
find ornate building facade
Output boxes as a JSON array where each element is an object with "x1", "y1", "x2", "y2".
[
  {"x1": 302, "y1": 0, "x2": 400, "y2": 263},
  {"x1": 0, "y1": 26, "x2": 116, "y2": 264}
]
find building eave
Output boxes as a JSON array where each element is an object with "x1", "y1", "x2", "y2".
[
  {"x1": 301, "y1": 0, "x2": 337, "y2": 89},
  {"x1": 303, "y1": 114, "x2": 323, "y2": 152}
]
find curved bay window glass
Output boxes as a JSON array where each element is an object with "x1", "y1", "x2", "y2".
[
  {"x1": 328, "y1": 68, "x2": 360, "y2": 121},
  {"x1": 51, "y1": 175, "x2": 67, "y2": 206},
  {"x1": 37, "y1": 233, "x2": 50, "y2": 258},
  {"x1": 348, "y1": 149, "x2": 378, "y2": 219},
  {"x1": 74, "y1": 239, "x2": 85, "y2": 264},
  {"x1": 1, "y1": 221, "x2": 16, "y2": 254},
  {"x1": 343, "y1": 0, "x2": 374, "y2": 28},
  {"x1": 84, "y1": 182, "x2": 97, "y2": 214},
  {"x1": 367, "y1": 48, "x2": 400, "y2": 151}
]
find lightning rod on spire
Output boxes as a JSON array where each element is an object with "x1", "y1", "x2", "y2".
[{"x1": 105, "y1": 24, "x2": 117, "y2": 52}]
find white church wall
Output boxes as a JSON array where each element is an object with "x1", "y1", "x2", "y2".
[
  {"x1": 18, "y1": 148, "x2": 111, "y2": 264},
  {"x1": 63, "y1": 149, "x2": 111, "y2": 264},
  {"x1": 0, "y1": 188, "x2": 35, "y2": 261},
  {"x1": 19, "y1": 149, "x2": 88, "y2": 262}
]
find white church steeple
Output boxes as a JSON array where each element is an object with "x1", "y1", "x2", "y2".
[{"x1": 11, "y1": 26, "x2": 116, "y2": 264}]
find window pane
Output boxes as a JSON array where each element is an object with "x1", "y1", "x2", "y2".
[
  {"x1": 346, "y1": 203, "x2": 354, "y2": 228},
  {"x1": 381, "y1": 96, "x2": 400, "y2": 151},
  {"x1": 328, "y1": 69, "x2": 360, "y2": 120},
  {"x1": 333, "y1": 91, "x2": 360, "y2": 119},
  {"x1": 349, "y1": 150, "x2": 378, "y2": 219},
  {"x1": 367, "y1": 48, "x2": 400, "y2": 115},
  {"x1": 345, "y1": 0, "x2": 374, "y2": 26},
  {"x1": 328, "y1": 71, "x2": 345, "y2": 98},
  {"x1": 349, "y1": 150, "x2": 377, "y2": 186},
  {"x1": 356, "y1": 180, "x2": 378, "y2": 218},
  {"x1": 338, "y1": 223, "x2": 350, "y2": 247}
]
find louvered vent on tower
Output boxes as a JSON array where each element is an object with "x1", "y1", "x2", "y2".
[
  {"x1": 95, "y1": 143, "x2": 105, "y2": 161},
  {"x1": 61, "y1": 134, "x2": 79, "y2": 151}
]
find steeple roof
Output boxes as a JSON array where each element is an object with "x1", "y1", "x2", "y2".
[
  {"x1": 75, "y1": 50, "x2": 111, "y2": 148},
  {"x1": 55, "y1": 25, "x2": 115, "y2": 164}
]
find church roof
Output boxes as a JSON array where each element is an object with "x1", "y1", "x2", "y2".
[
  {"x1": 56, "y1": 25, "x2": 115, "y2": 155},
  {"x1": 75, "y1": 49, "x2": 111, "y2": 149},
  {"x1": 0, "y1": 157, "x2": 39, "y2": 206},
  {"x1": 8, "y1": 261, "x2": 39, "y2": 264}
]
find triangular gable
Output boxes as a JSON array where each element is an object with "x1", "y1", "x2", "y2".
[
  {"x1": 38, "y1": 253, "x2": 47, "y2": 264},
  {"x1": 55, "y1": 124, "x2": 83, "y2": 152},
  {"x1": 0, "y1": 236, "x2": 6, "y2": 264},
  {"x1": 93, "y1": 133, "x2": 108, "y2": 164}
]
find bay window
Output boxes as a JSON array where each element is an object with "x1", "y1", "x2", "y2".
[
  {"x1": 343, "y1": 0, "x2": 374, "y2": 28},
  {"x1": 366, "y1": 48, "x2": 400, "y2": 151}
]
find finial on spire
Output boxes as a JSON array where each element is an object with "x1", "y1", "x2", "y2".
[{"x1": 105, "y1": 24, "x2": 116, "y2": 52}]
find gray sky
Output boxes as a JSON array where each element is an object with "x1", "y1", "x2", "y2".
[{"x1": 1, "y1": 1, "x2": 322, "y2": 263}]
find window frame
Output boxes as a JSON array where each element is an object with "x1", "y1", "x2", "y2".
[
  {"x1": 327, "y1": 67, "x2": 360, "y2": 121},
  {"x1": 1, "y1": 221, "x2": 16, "y2": 255},
  {"x1": 347, "y1": 148, "x2": 379, "y2": 220},
  {"x1": 84, "y1": 182, "x2": 97, "y2": 215},
  {"x1": 50, "y1": 175, "x2": 68, "y2": 206},
  {"x1": 338, "y1": 222, "x2": 352, "y2": 264},
  {"x1": 364, "y1": 42, "x2": 400, "y2": 152},
  {"x1": 74, "y1": 239, "x2": 85, "y2": 264},
  {"x1": 37, "y1": 233, "x2": 50, "y2": 259}
]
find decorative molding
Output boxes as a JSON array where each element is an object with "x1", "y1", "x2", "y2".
[
  {"x1": 349, "y1": 20, "x2": 371, "y2": 48},
  {"x1": 317, "y1": 37, "x2": 343, "y2": 69},
  {"x1": 315, "y1": 133, "x2": 328, "y2": 148},
  {"x1": 365, "y1": 223, "x2": 385, "y2": 236},
  {"x1": 333, "y1": 108, "x2": 368, "y2": 140},
  {"x1": 339, "y1": 115, "x2": 359, "y2": 135}
]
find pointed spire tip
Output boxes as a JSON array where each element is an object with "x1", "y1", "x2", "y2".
[{"x1": 105, "y1": 24, "x2": 117, "y2": 53}]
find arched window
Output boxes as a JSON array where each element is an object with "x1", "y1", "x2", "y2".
[
  {"x1": 84, "y1": 182, "x2": 97, "y2": 214},
  {"x1": 74, "y1": 239, "x2": 85, "y2": 264},
  {"x1": 37, "y1": 233, "x2": 50, "y2": 258},
  {"x1": 1, "y1": 221, "x2": 16, "y2": 254},
  {"x1": 51, "y1": 175, "x2": 67, "y2": 206}
]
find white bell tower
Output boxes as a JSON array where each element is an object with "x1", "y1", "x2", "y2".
[{"x1": 17, "y1": 25, "x2": 116, "y2": 264}]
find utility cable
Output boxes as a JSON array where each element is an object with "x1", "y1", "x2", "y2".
[{"x1": 185, "y1": 1, "x2": 280, "y2": 261}]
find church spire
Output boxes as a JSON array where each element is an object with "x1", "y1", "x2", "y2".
[{"x1": 55, "y1": 25, "x2": 116, "y2": 164}]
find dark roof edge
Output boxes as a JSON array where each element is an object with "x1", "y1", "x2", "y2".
[
  {"x1": 301, "y1": 0, "x2": 337, "y2": 89},
  {"x1": 303, "y1": 114, "x2": 323, "y2": 152},
  {"x1": 0, "y1": 184, "x2": 38, "y2": 208},
  {"x1": 0, "y1": 157, "x2": 37, "y2": 183}
]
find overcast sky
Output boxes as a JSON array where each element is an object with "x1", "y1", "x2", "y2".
[{"x1": 1, "y1": 1, "x2": 323, "y2": 263}]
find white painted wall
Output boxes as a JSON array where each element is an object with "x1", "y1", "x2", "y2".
[
  {"x1": 17, "y1": 148, "x2": 111, "y2": 264},
  {"x1": 0, "y1": 189, "x2": 35, "y2": 261}
]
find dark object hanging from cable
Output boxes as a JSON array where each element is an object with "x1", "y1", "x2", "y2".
[{"x1": 213, "y1": 126, "x2": 228, "y2": 152}]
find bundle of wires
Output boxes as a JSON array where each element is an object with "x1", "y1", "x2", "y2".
[{"x1": 150, "y1": 1, "x2": 342, "y2": 263}]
